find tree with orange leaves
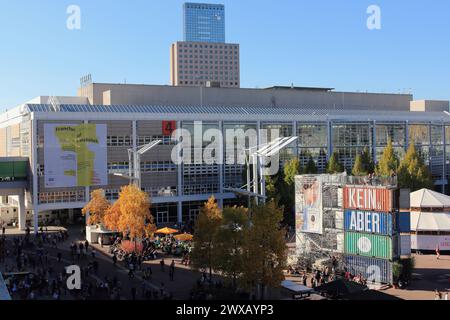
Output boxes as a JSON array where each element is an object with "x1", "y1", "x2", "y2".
[
  {"x1": 82, "y1": 189, "x2": 111, "y2": 226},
  {"x1": 103, "y1": 184, "x2": 156, "y2": 248},
  {"x1": 191, "y1": 196, "x2": 223, "y2": 280}
]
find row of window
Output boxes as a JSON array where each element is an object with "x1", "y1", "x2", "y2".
[
  {"x1": 179, "y1": 81, "x2": 239, "y2": 86},
  {"x1": 178, "y1": 43, "x2": 237, "y2": 50},
  {"x1": 38, "y1": 191, "x2": 85, "y2": 204}
]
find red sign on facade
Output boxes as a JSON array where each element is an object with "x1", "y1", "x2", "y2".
[
  {"x1": 343, "y1": 186, "x2": 393, "y2": 212},
  {"x1": 162, "y1": 121, "x2": 176, "y2": 136}
]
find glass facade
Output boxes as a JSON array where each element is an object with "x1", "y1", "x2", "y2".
[
  {"x1": 183, "y1": 3, "x2": 225, "y2": 43},
  {"x1": 30, "y1": 117, "x2": 450, "y2": 221}
]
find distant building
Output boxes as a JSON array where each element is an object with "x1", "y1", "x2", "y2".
[
  {"x1": 170, "y1": 41, "x2": 240, "y2": 87},
  {"x1": 183, "y1": 2, "x2": 225, "y2": 43}
]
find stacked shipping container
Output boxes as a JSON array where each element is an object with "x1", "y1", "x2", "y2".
[{"x1": 343, "y1": 186, "x2": 399, "y2": 284}]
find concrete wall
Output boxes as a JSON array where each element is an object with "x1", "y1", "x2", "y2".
[{"x1": 77, "y1": 83, "x2": 414, "y2": 111}]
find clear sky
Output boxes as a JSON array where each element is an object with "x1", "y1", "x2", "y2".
[{"x1": 0, "y1": 0, "x2": 449, "y2": 110}]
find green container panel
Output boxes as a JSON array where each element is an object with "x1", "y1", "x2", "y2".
[
  {"x1": 0, "y1": 161, "x2": 28, "y2": 179},
  {"x1": 0, "y1": 162, "x2": 14, "y2": 178},
  {"x1": 345, "y1": 232, "x2": 393, "y2": 260},
  {"x1": 13, "y1": 161, "x2": 28, "y2": 178}
]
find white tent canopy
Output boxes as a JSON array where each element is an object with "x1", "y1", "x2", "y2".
[
  {"x1": 411, "y1": 211, "x2": 450, "y2": 231},
  {"x1": 410, "y1": 189, "x2": 450, "y2": 232},
  {"x1": 410, "y1": 189, "x2": 450, "y2": 208}
]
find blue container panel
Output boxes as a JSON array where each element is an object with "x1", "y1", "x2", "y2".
[
  {"x1": 344, "y1": 210, "x2": 393, "y2": 236},
  {"x1": 344, "y1": 255, "x2": 393, "y2": 284},
  {"x1": 398, "y1": 212, "x2": 411, "y2": 233}
]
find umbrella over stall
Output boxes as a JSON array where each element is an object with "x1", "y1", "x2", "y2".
[
  {"x1": 155, "y1": 227, "x2": 179, "y2": 235},
  {"x1": 174, "y1": 233, "x2": 194, "y2": 241}
]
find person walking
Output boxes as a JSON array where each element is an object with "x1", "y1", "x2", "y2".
[
  {"x1": 436, "y1": 245, "x2": 440, "y2": 260},
  {"x1": 160, "y1": 258, "x2": 165, "y2": 272}
]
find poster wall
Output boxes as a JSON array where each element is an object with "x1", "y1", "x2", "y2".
[
  {"x1": 411, "y1": 235, "x2": 450, "y2": 251},
  {"x1": 295, "y1": 175, "x2": 323, "y2": 234},
  {"x1": 44, "y1": 123, "x2": 107, "y2": 188}
]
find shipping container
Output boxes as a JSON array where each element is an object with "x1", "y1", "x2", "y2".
[
  {"x1": 345, "y1": 232, "x2": 393, "y2": 259},
  {"x1": 397, "y1": 212, "x2": 411, "y2": 233},
  {"x1": 399, "y1": 189, "x2": 410, "y2": 210},
  {"x1": 344, "y1": 210, "x2": 394, "y2": 236},
  {"x1": 343, "y1": 186, "x2": 393, "y2": 212},
  {"x1": 400, "y1": 234, "x2": 411, "y2": 256},
  {"x1": 343, "y1": 255, "x2": 393, "y2": 284}
]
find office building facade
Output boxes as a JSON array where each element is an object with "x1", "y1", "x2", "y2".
[
  {"x1": 183, "y1": 2, "x2": 225, "y2": 43},
  {"x1": 170, "y1": 41, "x2": 240, "y2": 87}
]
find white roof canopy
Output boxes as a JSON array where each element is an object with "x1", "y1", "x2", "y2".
[
  {"x1": 411, "y1": 211, "x2": 450, "y2": 231},
  {"x1": 410, "y1": 189, "x2": 450, "y2": 208}
]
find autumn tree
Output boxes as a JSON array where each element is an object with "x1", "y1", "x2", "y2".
[
  {"x1": 191, "y1": 196, "x2": 223, "y2": 280},
  {"x1": 103, "y1": 185, "x2": 155, "y2": 249},
  {"x1": 213, "y1": 206, "x2": 249, "y2": 289},
  {"x1": 397, "y1": 143, "x2": 433, "y2": 191},
  {"x1": 82, "y1": 189, "x2": 111, "y2": 226},
  {"x1": 326, "y1": 152, "x2": 344, "y2": 174},
  {"x1": 376, "y1": 139, "x2": 399, "y2": 176},
  {"x1": 241, "y1": 201, "x2": 287, "y2": 300}
]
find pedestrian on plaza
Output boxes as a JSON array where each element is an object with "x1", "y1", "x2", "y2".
[
  {"x1": 84, "y1": 240, "x2": 89, "y2": 253},
  {"x1": 160, "y1": 258, "x2": 165, "y2": 272},
  {"x1": 445, "y1": 292, "x2": 448, "y2": 300},
  {"x1": 2, "y1": 223, "x2": 6, "y2": 236},
  {"x1": 112, "y1": 254, "x2": 117, "y2": 266},
  {"x1": 435, "y1": 289, "x2": 441, "y2": 300},
  {"x1": 436, "y1": 245, "x2": 440, "y2": 260},
  {"x1": 57, "y1": 252, "x2": 62, "y2": 263}
]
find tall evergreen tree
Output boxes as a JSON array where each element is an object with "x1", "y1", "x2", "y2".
[
  {"x1": 326, "y1": 152, "x2": 344, "y2": 174},
  {"x1": 352, "y1": 154, "x2": 366, "y2": 176},
  {"x1": 376, "y1": 139, "x2": 399, "y2": 176},
  {"x1": 397, "y1": 143, "x2": 433, "y2": 191},
  {"x1": 304, "y1": 155, "x2": 318, "y2": 174},
  {"x1": 361, "y1": 146, "x2": 375, "y2": 174}
]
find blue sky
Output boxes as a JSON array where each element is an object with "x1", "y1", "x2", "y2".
[{"x1": 0, "y1": 0, "x2": 449, "y2": 110}]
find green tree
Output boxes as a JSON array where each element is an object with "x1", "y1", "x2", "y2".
[
  {"x1": 361, "y1": 146, "x2": 375, "y2": 174},
  {"x1": 213, "y1": 206, "x2": 249, "y2": 289},
  {"x1": 326, "y1": 152, "x2": 344, "y2": 174},
  {"x1": 397, "y1": 143, "x2": 433, "y2": 191},
  {"x1": 280, "y1": 158, "x2": 301, "y2": 225},
  {"x1": 304, "y1": 155, "x2": 318, "y2": 174},
  {"x1": 191, "y1": 196, "x2": 223, "y2": 280},
  {"x1": 352, "y1": 154, "x2": 366, "y2": 176},
  {"x1": 283, "y1": 158, "x2": 301, "y2": 186},
  {"x1": 265, "y1": 173, "x2": 280, "y2": 203},
  {"x1": 376, "y1": 139, "x2": 399, "y2": 176},
  {"x1": 241, "y1": 201, "x2": 287, "y2": 299}
]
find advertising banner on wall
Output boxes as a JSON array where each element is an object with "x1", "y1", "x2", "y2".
[
  {"x1": 295, "y1": 175, "x2": 323, "y2": 234},
  {"x1": 44, "y1": 123, "x2": 107, "y2": 188}
]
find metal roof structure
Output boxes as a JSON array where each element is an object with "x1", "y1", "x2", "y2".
[{"x1": 23, "y1": 104, "x2": 450, "y2": 123}]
